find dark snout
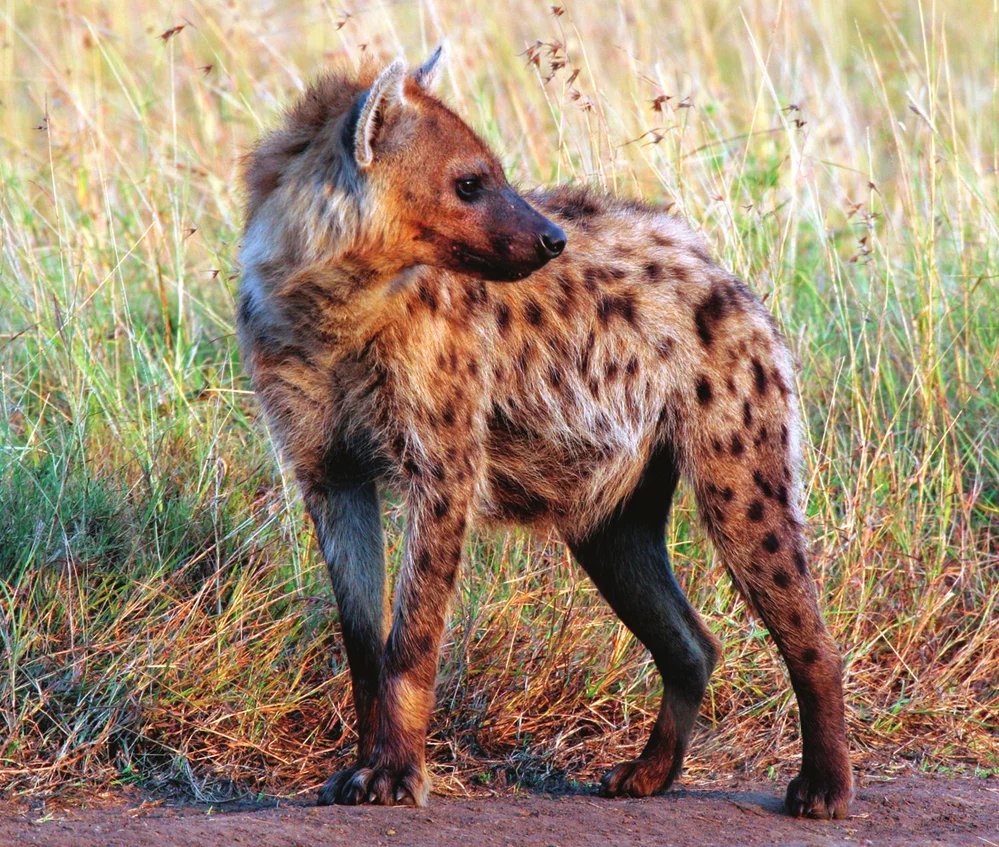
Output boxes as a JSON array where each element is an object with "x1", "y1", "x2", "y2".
[{"x1": 475, "y1": 189, "x2": 567, "y2": 281}]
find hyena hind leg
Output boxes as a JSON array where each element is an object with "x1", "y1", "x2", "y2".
[
  {"x1": 303, "y1": 480, "x2": 390, "y2": 807},
  {"x1": 566, "y1": 443, "x2": 720, "y2": 798},
  {"x1": 691, "y1": 413, "x2": 852, "y2": 818}
]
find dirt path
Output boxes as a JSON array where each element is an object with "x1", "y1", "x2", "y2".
[{"x1": 2, "y1": 776, "x2": 995, "y2": 846}]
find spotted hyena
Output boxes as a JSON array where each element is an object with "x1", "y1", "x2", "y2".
[{"x1": 236, "y1": 45, "x2": 852, "y2": 819}]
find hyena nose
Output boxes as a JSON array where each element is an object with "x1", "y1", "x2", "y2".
[{"x1": 538, "y1": 225, "x2": 567, "y2": 260}]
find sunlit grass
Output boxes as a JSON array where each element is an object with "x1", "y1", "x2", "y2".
[{"x1": 1, "y1": 0, "x2": 996, "y2": 799}]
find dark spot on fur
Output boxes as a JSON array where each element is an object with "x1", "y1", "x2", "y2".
[
  {"x1": 548, "y1": 366, "x2": 564, "y2": 389},
  {"x1": 609, "y1": 267, "x2": 628, "y2": 280},
  {"x1": 546, "y1": 333, "x2": 570, "y2": 361},
  {"x1": 525, "y1": 298, "x2": 545, "y2": 326},
  {"x1": 773, "y1": 568, "x2": 790, "y2": 589},
  {"x1": 617, "y1": 292, "x2": 638, "y2": 325},
  {"x1": 780, "y1": 424, "x2": 789, "y2": 446},
  {"x1": 751, "y1": 358, "x2": 767, "y2": 395},
  {"x1": 743, "y1": 401, "x2": 753, "y2": 428},
  {"x1": 754, "y1": 426, "x2": 769, "y2": 447},
  {"x1": 726, "y1": 377, "x2": 737, "y2": 395},
  {"x1": 802, "y1": 648, "x2": 819, "y2": 664},
  {"x1": 557, "y1": 279, "x2": 577, "y2": 318},
  {"x1": 583, "y1": 267, "x2": 601, "y2": 293},
  {"x1": 753, "y1": 470, "x2": 773, "y2": 498},
  {"x1": 712, "y1": 438, "x2": 724, "y2": 454},
  {"x1": 462, "y1": 282, "x2": 488, "y2": 315},
  {"x1": 495, "y1": 302, "x2": 512, "y2": 335},
  {"x1": 644, "y1": 262, "x2": 662, "y2": 282},
  {"x1": 791, "y1": 612, "x2": 803, "y2": 628},
  {"x1": 433, "y1": 496, "x2": 451, "y2": 520},
  {"x1": 656, "y1": 337, "x2": 675, "y2": 358},
  {"x1": 721, "y1": 487, "x2": 734, "y2": 501},
  {"x1": 748, "y1": 500, "x2": 764, "y2": 522},
  {"x1": 605, "y1": 361, "x2": 619, "y2": 381},
  {"x1": 696, "y1": 377, "x2": 713, "y2": 405},
  {"x1": 694, "y1": 286, "x2": 729, "y2": 346},
  {"x1": 578, "y1": 331, "x2": 595, "y2": 376},
  {"x1": 418, "y1": 284, "x2": 438, "y2": 313},
  {"x1": 441, "y1": 401, "x2": 456, "y2": 426},
  {"x1": 776, "y1": 485, "x2": 788, "y2": 506},
  {"x1": 794, "y1": 548, "x2": 808, "y2": 575},
  {"x1": 416, "y1": 550, "x2": 432, "y2": 574},
  {"x1": 731, "y1": 433, "x2": 744, "y2": 456},
  {"x1": 626, "y1": 356, "x2": 639, "y2": 378},
  {"x1": 762, "y1": 532, "x2": 781, "y2": 553},
  {"x1": 517, "y1": 341, "x2": 535, "y2": 372},
  {"x1": 597, "y1": 296, "x2": 612, "y2": 324},
  {"x1": 588, "y1": 377, "x2": 600, "y2": 397}
]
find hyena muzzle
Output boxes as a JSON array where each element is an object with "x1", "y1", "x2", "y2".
[{"x1": 236, "y1": 44, "x2": 853, "y2": 819}]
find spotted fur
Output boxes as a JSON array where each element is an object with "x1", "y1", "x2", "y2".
[{"x1": 237, "y1": 48, "x2": 852, "y2": 819}]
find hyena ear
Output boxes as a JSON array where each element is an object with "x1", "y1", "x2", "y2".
[
  {"x1": 412, "y1": 40, "x2": 449, "y2": 91},
  {"x1": 353, "y1": 58, "x2": 407, "y2": 169}
]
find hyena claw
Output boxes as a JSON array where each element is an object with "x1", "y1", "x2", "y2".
[
  {"x1": 786, "y1": 770, "x2": 853, "y2": 820},
  {"x1": 339, "y1": 762, "x2": 430, "y2": 807},
  {"x1": 317, "y1": 765, "x2": 362, "y2": 806},
  {"x1": 599, "y1": 758, "x2": 676, "y2": 798}
]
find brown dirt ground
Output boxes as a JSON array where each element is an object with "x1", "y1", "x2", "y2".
[{"x1": 2, "y1": 775, "x2": 996, "y2": 847}]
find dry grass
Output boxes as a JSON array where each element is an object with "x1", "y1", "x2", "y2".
[{"x1": 1, "y1": 0, "x2": 996, "y2": 801}]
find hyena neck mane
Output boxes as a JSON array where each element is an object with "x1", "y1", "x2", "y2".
[
  {"x1": 241, "y1": 64, "x2": 384, "y2": 289},
  {"x1": 239, "y1": 58, "x2": 456, "y2": 352}
]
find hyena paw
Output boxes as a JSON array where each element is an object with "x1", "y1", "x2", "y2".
[
  {"x1": 599, "y1": 758, "x2": 675, "y2": 798},
  {"x1": 785, "y1": 769, "x2": 853, "y2": 820},
  {"x1": 317, "y1": 765, "x2": 362, "y2": 806},
  {"x1": 338, "y1": 761, "x2": 431, "y2": 807}
]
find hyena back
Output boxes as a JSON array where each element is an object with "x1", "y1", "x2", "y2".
[{"x1": 237, "y1": 46, "x2": 852, "y2": 819}]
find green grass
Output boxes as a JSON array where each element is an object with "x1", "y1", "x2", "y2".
[{"x1": 1, "y1": 0, "x2": 996, "y2": 799}]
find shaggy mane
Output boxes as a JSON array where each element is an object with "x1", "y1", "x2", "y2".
[{"x1": 242, "y1": 58, "x2": 381, "y2": 216}]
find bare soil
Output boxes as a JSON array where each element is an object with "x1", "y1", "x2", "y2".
[{"x1": 2, "y1": 775, "x2": 996, "y2": 847}]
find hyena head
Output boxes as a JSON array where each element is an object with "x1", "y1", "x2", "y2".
[{"x1": 242, "y1": 44, "x2": 566, "y2": 284}]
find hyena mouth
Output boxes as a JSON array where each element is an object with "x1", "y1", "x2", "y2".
[{"x1": 451, "y1": 243, "x2": 537, "y2": 282}]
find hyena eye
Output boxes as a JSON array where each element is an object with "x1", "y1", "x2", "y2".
[{"x1": 455, "y1": 176, "x2": 482, "y2": 201}]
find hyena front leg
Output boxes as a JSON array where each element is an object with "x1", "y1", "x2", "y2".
[
  {"x1": 566, "y1": 443, "x2": 720, "y2": 798},
  {"x1": 340, "y1": 448, "x2": 478, "y2": 807},
  {"x1": 238, "y1": 323, "x2": 389, "y2": 803},
  {"x1": 689, "y1": 349, "x2": 852, "y2": 819},
  {"x1": 308, "y1": 479, "x2": 389, "y2": 806}
]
